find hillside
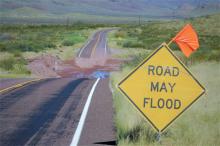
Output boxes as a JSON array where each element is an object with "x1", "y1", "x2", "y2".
[{"x1": 0, "y1": 0, "x2": 220, "y2": 23}]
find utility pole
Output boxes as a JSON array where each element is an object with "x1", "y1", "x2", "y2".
[
  {"x1": 172, "y1": 10, "x2": 175, "y2": 19},
  {"x1": 66, "y1": 17, "x2": 69, "y2": 27},
  {"x1": 138, "y1": 15, "x2": 141, "y2": 26}
]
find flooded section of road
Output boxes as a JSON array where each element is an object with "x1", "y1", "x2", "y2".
[
  {"x1": 91, "y1": 71, "x2": 109, "y2": 79},
  {"x1": 27, "y1": 54, "x2": 122, "y2": 78},
  {"x1": 61, "y1": 57, "x2": 121, "y2": 79}
]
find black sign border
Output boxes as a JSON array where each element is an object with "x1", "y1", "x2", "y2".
[{"x1": 118, "y1": 43, "x2": 206, "y2": 132}]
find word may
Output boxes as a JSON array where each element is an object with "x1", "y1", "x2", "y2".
[{"x1": 151, "y1": 82, "x2": 176, "y2": 93}]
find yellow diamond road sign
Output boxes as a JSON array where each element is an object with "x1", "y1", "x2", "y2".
[{"x1": 118, "y1": 43, "x2": 205, "y2": 132}]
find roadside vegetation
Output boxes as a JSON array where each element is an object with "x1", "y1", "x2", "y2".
[
  {"x1": 0, "y1": 24, "x2": 105, "y2": 77},
  {"x1": 109, "y1": 13, "x2": 220, "y2": 146},
  {"x1": 111, "y1": 13, "x2": 220, "y2": 63},
  {"x1": 111, "y1": 62, "x2": 220, "y2": 146}
]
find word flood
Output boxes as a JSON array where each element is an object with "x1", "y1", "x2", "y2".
[{"x1": 143, "y1": 97, "x2": 181, "y2": 109}]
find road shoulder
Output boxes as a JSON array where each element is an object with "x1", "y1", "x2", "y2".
[{"x1": 79, "y1": 78, "x2": 116, "y2": 146}]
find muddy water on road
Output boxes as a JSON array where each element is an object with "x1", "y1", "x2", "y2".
[
  {"x1": 27, "y1": 53, "x2": 123, "y2": 79},
  {"x1": 57, "y1": 57, "x2": 122, "y2": 78}
]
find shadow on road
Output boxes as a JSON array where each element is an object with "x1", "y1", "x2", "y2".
[{"x1": 94, "y1": 140, "x2": 117, "y2": 145}]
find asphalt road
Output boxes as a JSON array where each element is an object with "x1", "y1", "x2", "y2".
[
  {"x1": 78, "y1": 30, "x2": 109, "y2": 58},
  {"x1": 0, "y1": 30, "x2": 115, "y2": 146},
  {"x1": 0, "y1": 78, "x2": 33, "y2": 90}
]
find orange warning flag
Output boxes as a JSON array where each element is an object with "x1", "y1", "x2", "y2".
[{"x1": 172, "y1": 24, "x2": 199, "y2": 57}]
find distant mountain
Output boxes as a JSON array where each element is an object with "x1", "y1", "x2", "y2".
[{"x1": 1, "y1": 0, "x2": 220, "y2": 23}]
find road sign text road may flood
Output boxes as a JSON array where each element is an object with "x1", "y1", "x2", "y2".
[
  {"x1": 118, "y1": 43, "x2": 205, "y2": 132},
  {"x1": 144, "y1": 65, "x2": 181, "y2": 110}
]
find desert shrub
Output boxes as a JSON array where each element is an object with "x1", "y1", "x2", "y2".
[
  {"x1": 43, "y1": 42, "x2": 56, "y2": 48},
  {"x1": 115, "y1": 30, "x2": 126, "y2": 38},
  {"x1": 13, "y1": 51, "x2": 22, "y2": 58},
  {"x1": 0, "y1": 55, "x2": 29, "y2": 74},
  {"x1": 0, "y1": 57, "x2": 16, "y2": 70},
  {"x1": 0, "y1": 43, "x2": 6, "y2": 51},
  {"x1": 13, "y1": 63, "x2": 30, "y2": 74},
  {"x1": 62, "y1": 40, "x2": 75, "y2": 46},
  {"x1": 123, "y1": 40, "x2": 144, "y2": 48}
]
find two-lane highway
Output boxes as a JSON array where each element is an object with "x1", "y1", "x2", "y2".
[
  {"x1": 0, "y1": 29, "x2": 115, "y2": 146},
  {"x1": 78, "y1": 30, "x2": 109, "y2": 58}
]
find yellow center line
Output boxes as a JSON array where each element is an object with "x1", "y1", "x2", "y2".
[
  {"x1": 90, "y1": 33, "x2": 101, "y2": 58},
  {"x1": 0, "y1": 78, "x2": 42, "y2": 94}
]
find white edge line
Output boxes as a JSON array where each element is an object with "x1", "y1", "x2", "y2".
[
  {"x1": 104, "y1": 31, "x2": 108, "y2": 55},
  {"x1": 78, "y1": 31, "x2": 96, "y2": 57},
  {"x1": 78, "y1": 30, "x2": 99, "y2": 57},
  {"x1": 70, "y1": 78, "x2": 101, "y2": 146},
  {"x1": 105, "y1": 37, "x2": 107, "y2": 55},
  {"x1": 108, "y1": 79, "x2": 114, "y2": 94},
  {"x1": 78, "y1": 39, "x2": 90, "y2": 57}
]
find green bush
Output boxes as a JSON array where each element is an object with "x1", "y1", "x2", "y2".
[
  {"x1": 13, "y1": 51, "x2": 22, "y2": 58},
  {"x1": 0, "y1": 43, "x2": 6, "y2": 51},
  {"x1": 0, "y1": 57, "x2": 16, "y2": 70},
  {"x1": 209, "y1": 51, "x2": 220, "y2": 61},
  {"x1": 62, "y1": 40, "x2": 75, "y2": 46},
  {"x1": 13, "y1": 63, "x2": 30, "y2": 74},
  {"x1": 43, "y1": 42, "x2": 56, "y2": 48},
  {"x1": 0, "y1": 55, "x2": 30, "y2": 74},
  {"x1": 115, "y1": 30, "x2": 126, "y2": 38},
  {"x1": 123, "y1": 40, "x2": 144, "y2": 48}
]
